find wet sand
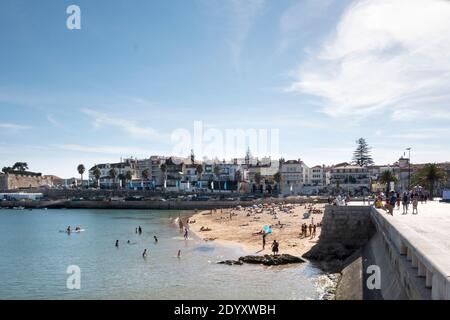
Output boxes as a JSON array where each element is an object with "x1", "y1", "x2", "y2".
[{"x1": 189, "y1": 202, "x2": 325, "y2": 256}]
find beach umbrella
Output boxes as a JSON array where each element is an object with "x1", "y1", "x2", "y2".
[{"x1": 263, "y1": 225, "x2": 272, "y2": 234}]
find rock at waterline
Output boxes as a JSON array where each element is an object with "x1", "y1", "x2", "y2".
[{"x1": 239, "y1": 254, "x2": 304, "y2": 266}]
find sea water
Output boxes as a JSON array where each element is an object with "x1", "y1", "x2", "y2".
[{"x1": 0, "y1": 208, "x2": 324, "y2": 299}]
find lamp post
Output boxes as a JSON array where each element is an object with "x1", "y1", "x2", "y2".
[{"x1": 406, "y1": 147, "x2": 411, "y2": 190}]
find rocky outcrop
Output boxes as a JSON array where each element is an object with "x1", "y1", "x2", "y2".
[
  {"x1": 217, "y1": 260, "x2": 243, "y2": 266},
  {"x1": 239, "y1": 254, "x2": 304, "y2": 266},
  {"x1": 218, "y1": 254, "x2": 305, "y2": 266}
]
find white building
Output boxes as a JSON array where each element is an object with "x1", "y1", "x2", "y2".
[
  {"x1": 279, "y1": 159, "x2": 310, "y2": 195},
  {"x1": 330, "y1": 164, "x2": 370, "y2": 195},
  {"x1": 89, "y1": 159, "x2": 138, "y2": 188}
]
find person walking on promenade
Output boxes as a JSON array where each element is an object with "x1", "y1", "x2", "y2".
[
  {"x1": 412, "y1": 195, "x2": 419, "y2": 215},
  {"x1": 402, "y1": 192, "x2": 409, "y2": 214},
  {"x1": 387, "y1": 191, "x2": 397, "y2": 215},
  {"x1": 271, "y1": 240, "x2": 279, "y2": 255},
  {"x1": 396, "y1": 192, "x2": 401, "y2": 210}
]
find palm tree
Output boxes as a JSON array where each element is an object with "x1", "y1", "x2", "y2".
[
  {"x1": 77, "y1": 164, "x2": 85, "y2": 188},
  {"x1": 196, "y1": 164, "x2": 203, "y2": 179},
  {"x1": 254, "y1": 172, "x2": 262, "y2": 193},
  {"x1": 125, "y1": 170, "x2": 133, "y2": 189},
  {"x1": 411, "y1": 163, "x2": 447, "y2": 199},
  {"x1": 93, "y1": 167, "x2": 101, "y2": 188},
  {"x1": 379, "y1": 170, "x2": 398, "y2": 195},
  {"x1": 109, "y1": 168, "x2": 117, "y2": 189},
  {"x1": 273, "y1": 172, "x2": 280, "y2": 184}
]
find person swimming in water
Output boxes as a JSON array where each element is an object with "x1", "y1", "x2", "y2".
[
  {"x1": 66, "y1": 226, "x2": 71, "y2": 233},
  {"x1": 115, "y1": 240, "x2": 119, "y2": 247},
  {"x1": 142, "y1": 249, "x2": 148, "y2": 258},
  {"x1": 138, "y1": 226, "x2": 142, "y2": 235},
  {"x1": 75, "y1": 226, "x2": 80, "y2": 231},
  {"x1": 127, "y1": 240, "x2": 130, "y2": 244},
  {"x1": 154, "y1": 236, "x2": 158, "y2": 243},
  {"x1": 184, "y1": 228, "x2": 189, "y2": 240}
]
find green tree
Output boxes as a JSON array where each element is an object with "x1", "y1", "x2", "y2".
[
  {"x1": 379, "y1": 170, "x2": 398, "y2": 195},
  {"x1": 93, "y1": 167, "x2": 101, "y2": 187},
  {"x1": 109, "y1": 168, "x2": 117, "y2": 189},
  {"x1": 142, "y1": 169, "x2": 150, "y2": 180},
  {"x1": 254, "y1": 172, "x2": 262, "y2": 193},
  {"x1": 352, "y1": 138, "x2": 374, "y2": 166},
  {"x1": 77, "y1": 164, "x2": 85, "y2": 187},
  {"x1": 125, "y1": 170, "x2": 133, "y2": 182},
  {"x1": 12, "y1": 162, "x2": 28, "y2": 171},
  {"x1": 273, "y1": 172, "x2": 281, "y2": 184},
  {"x1": 411, "y1": 163, "x2": 447, "y2": 199}
]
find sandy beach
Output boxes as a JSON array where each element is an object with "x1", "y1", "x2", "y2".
[{"x1": 189, "y1": 202, "x2": 325, "y2": 257}]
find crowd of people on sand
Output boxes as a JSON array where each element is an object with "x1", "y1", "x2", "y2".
[{"x1": 192, "y1": 201, "x2": 325, "y2": 256}]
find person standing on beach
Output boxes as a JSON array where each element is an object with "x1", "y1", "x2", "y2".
[
  {"x1": 312, "y1": 224, "x2": 317, "y2": 238},
  {"x1": 308, "y1": 224, "x2": 312, "y2": 237},
  {"x1": 271, "y1": 240, "x2": 279, "y2": 255},
  {"x1": 262, "y1": 232, "x2": 267, "y2": 250}
]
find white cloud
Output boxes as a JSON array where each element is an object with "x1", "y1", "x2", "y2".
[
  {"x1": 82, "y1": 108, "x2": 165, "y2": 141},
  {"x1": 54, "y1": 144, "x2": 153, "y2": 156},
  {"x1": 0, "y1": 123, "x2": 31, "y2": 132},
  {"x1": 287, "y1": 0, "x2": 450, "y2": 120}
]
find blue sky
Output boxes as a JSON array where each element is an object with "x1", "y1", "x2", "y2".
[{"x1": 1, "y1": 0, "x2": 450, "y2": 178}]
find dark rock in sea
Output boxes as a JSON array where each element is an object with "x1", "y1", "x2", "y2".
[
  {"x1": 238, "y1": 254, "x2": 304, "y2": 266},
  {"x1": 217, "y1": 260, "x2": 243, "y2": 266}
]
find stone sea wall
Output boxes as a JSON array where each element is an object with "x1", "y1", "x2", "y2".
[{"x1": 303, "y1": 205, "x2": 376, "y2": 262}]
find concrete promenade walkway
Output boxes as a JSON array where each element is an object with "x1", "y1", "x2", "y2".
[{"x1": 351, "y1": 199, "x2": 450, "y2": 299}]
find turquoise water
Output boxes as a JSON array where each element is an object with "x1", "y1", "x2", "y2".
[{"x1": 0, "y1": 208, "x2": 323, "y2": 299}]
